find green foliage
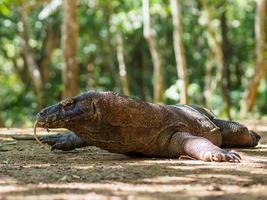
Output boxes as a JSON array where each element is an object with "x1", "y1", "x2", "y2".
[{"x1": 0, "y1": 64, "x2": 36, "y2": 127}]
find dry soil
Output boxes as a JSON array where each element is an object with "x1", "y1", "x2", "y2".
[{"x1": 0, "y1": 128, "x2": 266, "y2": 200}]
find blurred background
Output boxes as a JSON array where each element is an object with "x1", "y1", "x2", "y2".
[{"x1": 0, "y1": 0, "x2": 266, "y2": 127}]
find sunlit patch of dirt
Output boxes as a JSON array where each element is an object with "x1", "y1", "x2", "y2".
[{"x1": 0, "y1": 128, "x2": 266, "y2": 200}]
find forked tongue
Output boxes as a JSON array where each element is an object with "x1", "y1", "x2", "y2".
[{"x1": 33, "y1": 120, "x2": 47, "y2": 148}]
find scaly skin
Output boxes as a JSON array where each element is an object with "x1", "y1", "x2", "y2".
[
  {"x1": 36, "y1": 91, "x2": 260, "y2": 162},
  {"x1": 187, "y1": 105, "x2": 261, "y2": 147}
]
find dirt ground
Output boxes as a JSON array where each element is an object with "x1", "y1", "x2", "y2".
[{"x1": 0, "y1": 127, "x2": 267, "y2": 200}]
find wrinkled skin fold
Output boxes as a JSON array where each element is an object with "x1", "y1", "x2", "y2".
[{"x1": 36, "y1": 91, "x2": 261, "y2": 163}]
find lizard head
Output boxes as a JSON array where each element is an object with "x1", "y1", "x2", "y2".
[
  {"x1": 219, "y1": 120, "x2": 261, "y2": 146},
  {"x1": 36, "y1": 91, "x2": 99, "y2": 130}
]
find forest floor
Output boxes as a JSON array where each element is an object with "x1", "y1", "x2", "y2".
[{"x1": 0, "y1": 124, "x2": 267, "y2": 200}]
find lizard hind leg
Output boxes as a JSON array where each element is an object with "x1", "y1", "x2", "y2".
[{"x1": 168, "y1": 132, "x2": 241, "y2": 162}]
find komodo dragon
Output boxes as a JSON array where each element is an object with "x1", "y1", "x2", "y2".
[{"x1": 36, "y1": 91, "x2": 261, "y2": 162}]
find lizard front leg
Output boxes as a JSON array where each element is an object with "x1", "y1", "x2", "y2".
[
  {"x1": 40, "y1": 132, "x2": 89, "y2": 151},
  {"x1": 168, "y1": 132, "x2": 241, "y2": 162}
]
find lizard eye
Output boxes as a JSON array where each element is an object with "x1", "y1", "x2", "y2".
[{"x1": 60, "y1": 98, "x2": 75, "y2": 110}]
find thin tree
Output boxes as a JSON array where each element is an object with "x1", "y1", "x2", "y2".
[
  {"x1": 104, "y1": 2, "x2": 121, "y2": 88},
  {"x1": 116, "y1": 33, "x2": 130, "y2": 96},
  {"x1": 20, "y1": 5, "x2": 44, "y2": 106},
  {"x1": 170, "y1": 0, "x2": 189, "y2": 104},
  {"x1": 40, "y1": 21, "x2": 57, "y2": 87},
  {"x1": 221, "y1": 10, "x2": 231, "y2": 90},
  {"x1": 204, "y1": 51, "x2": 217, "y2": 105},
  {"x1": 142, "y1": 0, "x2": 164, "y2": 103},
  {"x1": 61, "y1": 0, "x2": 79, "y2": 98},
  {"x1": 243, "y1": 0, "x2": 266, "y2": 113},
  {"x1": 200, "y1": 0, "x2": 232, "y2": 120},
  {"x1": 0, "y1": 114, "x2": 4, "y2": 127}
]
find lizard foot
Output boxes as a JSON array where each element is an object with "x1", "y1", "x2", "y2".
[
  {"x1": 202, "y1": 149, "x2": 241, "y2": 163},
  {"x1": 40, "y1": 132, "x2": 84, "y2": 151}
]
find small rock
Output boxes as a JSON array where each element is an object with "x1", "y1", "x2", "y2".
[
  {"x1": 0, "y1": 144, "x2": 9, "y2": 152},
  {"x1": 4, "y1": 141, "x2": 17, "y2": 145},
  {"x1": 72, "y1": 175, "x2": 80, "y2": 179},
  {"x1": 210, "y1": 185, "x2": 222, "y2": 191},
  {"x1": 59, "y1": 175, "x2": 68, "y2": 181},
  {"x1": 2, "y1": 159, "x2": 10, "y2": 164}
]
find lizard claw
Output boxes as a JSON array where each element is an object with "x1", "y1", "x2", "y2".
[
  {"x1": 40, "y1": 134, "x2": 63, "y2": 146},
  {"x1": 203, "y1": 149, "x2": 241, "y2": 163},
  {"x1": 51, "y1": 142, "x2": 76, "y2": 151},
  {"x1": 40, "y1": 132, "x2": 87, "y2": 151},
  {"x1": 40, "y1": 134, "x2": 76, "y2": 151}
]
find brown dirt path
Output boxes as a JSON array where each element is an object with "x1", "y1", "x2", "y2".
[{"x1": 0, "y1": 128, "x2": 266, "y2": 200}]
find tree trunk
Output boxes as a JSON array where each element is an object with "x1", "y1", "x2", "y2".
[
  {"x1": 20, "y1": 6, "x2": 44, "y2": 106},
  {"x1": 104, "y1": 3, "x2": 121, "y2": 89},
  {"x1": 40, "y1": 21, "x2": 57, "y2": 88},
  {"x1": 170, "y1": 0, "x2": 189, "y2": 104},
  {"x1": 142, "y1": 0, "x2": 164, "y2": 103},
  {"x1": 235, "y1": 63, "x2": 242, "y2": 87},
  {"x1": 61, "y1": 0, "x2": 79, "y2": 98},
  {"x1": 12, "y1": 56, "x2": 30, "y2": 87},
  {"x1": 243, "y1": 0, "x2": 266, "y2": 113},
  {"x1": 221, "y1": 10, "x2": 231, "y2": 90},
  {"x1": 86, "y1": 61, "x2": 95, "y2": 88},
  {"x1": 133, "y1": 39, "x2": 147, "y2": 100},
  {"x1": 200, "y1": 0, "x2": 232, "y2": 120},
  {"x1": 116, "y1": 33, "x2": 130, "y2": 96},
  {"x1": 0, "y1": 114, "x2": 4, "y2": 127},
  {"x1": 204, "y1": 51, "x2": 217, "y2": 106}
]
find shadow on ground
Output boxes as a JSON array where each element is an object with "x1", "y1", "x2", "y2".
[{"x1": 0, "y1": 128, "x2": 266, "y2": 200}]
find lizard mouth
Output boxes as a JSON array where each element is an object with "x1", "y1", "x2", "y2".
[
  {"x1": 34, "y1": 118, "x2": 48, "y2": 128},
  {"x1": 36, "y1": 121, "x2": 45, "y2": 126},
  {"x1": 36, "y1": 109, "x2": 64, "y2": 128}
]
